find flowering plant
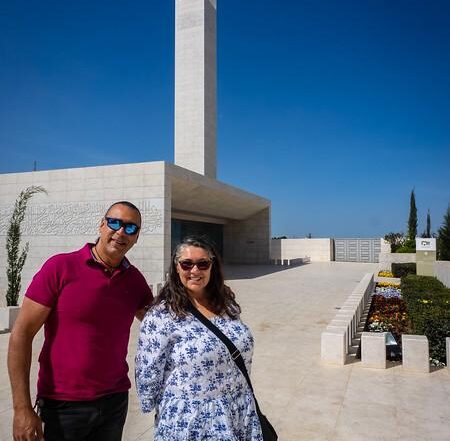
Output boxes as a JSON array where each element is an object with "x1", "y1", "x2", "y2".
[
  {"x1": 368, "y1": 320, "x2": 390, "y2": 332},
  {"x1": 378, "y1": 270, "x2": 394, "y2": 278},
  {"x1": 375, "y1": 286, "x2": 402, "y2": 299},
  {"x1": 367, "y1": 295, "x2": 411, "y2": 343},
  {"x1": 377, "y1": 281, "x2": 400, "y2": 288}
]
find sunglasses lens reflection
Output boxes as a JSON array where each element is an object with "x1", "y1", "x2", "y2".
[
  {"x1": 124, "y1": 224, "x2": 139, "y2": 234},
  {"x1": 105, "y1": 217, "x2": 139, "y2": 236},
  {"x1": 107, "y1": 218, "x2": 121, "y2": 231}
]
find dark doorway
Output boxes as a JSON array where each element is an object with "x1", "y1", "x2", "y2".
[{"x1": 171, "y1": 219, "x2": 223, "y2": 256}]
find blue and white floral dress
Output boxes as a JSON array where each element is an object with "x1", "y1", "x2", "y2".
[{"x1": 135, "y1": 303, "x2": 263, "y2": 440}]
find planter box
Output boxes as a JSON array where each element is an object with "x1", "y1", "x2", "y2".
[
  {"x1": 0, "y1": 306, "x2": 20, "y2": 331},
  {"x1": 375, "y1": 276, "x2": 401, "y2": 285}
]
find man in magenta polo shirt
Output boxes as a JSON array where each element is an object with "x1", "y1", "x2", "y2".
[{"x1": 8, "y1": 201, "x2": 153, "y2": 441}]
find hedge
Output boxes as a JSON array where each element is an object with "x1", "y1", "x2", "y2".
[
  {"x1": 392, "y1": 262, "x2": 416, "y2": 278},
  {"x1": 401, "y1": 275, "x2": 450, "y2": 362}
]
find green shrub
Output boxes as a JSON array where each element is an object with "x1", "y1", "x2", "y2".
[
  {"x1": 401, "y1": 275, "x2": 447, "y2": 298},
  {"x1": 392, "y1": 263, "x2": 416, "y2": 278},
  {"x1": 396, "y1": 244, "x2": 416, "y2": 253},
  {"x1": 401, "y1": 275, "x2": 450, "y2": 363}
]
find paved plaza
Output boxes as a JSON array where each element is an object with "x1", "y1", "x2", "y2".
[{"x1": 1, "y1": 262, "x2": 449, "y2": 440}]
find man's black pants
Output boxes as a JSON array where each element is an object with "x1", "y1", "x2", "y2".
[{"x1": 39, "y1": 392, "x2": 128, "y2": 441}]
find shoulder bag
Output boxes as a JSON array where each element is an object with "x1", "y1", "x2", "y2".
[{"x1": 188, "y1": 305, "x2": 278, "y2": 441}]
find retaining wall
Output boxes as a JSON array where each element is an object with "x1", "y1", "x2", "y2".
[
  {"x1": 435, "y1": 261, "x2": 450, "y2": 288},
  {"x1": 271, "y1": 238, "x2": 332, "y2": 262},
  {"x1": 378, "y1": 252, "x2": 416, "y2": 271}
]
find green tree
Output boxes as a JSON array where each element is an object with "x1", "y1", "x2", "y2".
[
  {"x1": 6, "y1": 186, "x2": 47, "y2": 306},
  {"x1": 438, "y1": 204, "x2": 450, "y2": 261},
  {"x1": 407, "y1": 189, "x2": 418, "y2": 241},
  {"x1": 422, "y1": 209, "x2": 432, "y2": 238},
  {"x1": 403, "y1": 189, "x2": 418, "y2": 251},
  {"x1": 384, "y1": 232, "x2": 405, "y2": 252}
]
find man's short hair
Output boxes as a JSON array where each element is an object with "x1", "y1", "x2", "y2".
[{"x1": 105, "y1": 201, "x2": 142, "y2": 224}]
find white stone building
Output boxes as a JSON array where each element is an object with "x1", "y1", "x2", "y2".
[{"x1": 0, "y1": 0, "x2": 271, "y2": 298}]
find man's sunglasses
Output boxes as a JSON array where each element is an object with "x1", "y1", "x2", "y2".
[
  {"x1": 105, "y1": 217, "x2": 140, "y2": 236},
  {"x1": 178, "y1": 259, "x2": 213, "y2": 271}
]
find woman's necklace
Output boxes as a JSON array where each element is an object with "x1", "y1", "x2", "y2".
[{"x1": 92, "y1": 246, "x2": 120, "y2": 272}]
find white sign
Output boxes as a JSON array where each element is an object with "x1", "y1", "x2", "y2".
[{"x1": 416, "y1": 238, "x2": 436, "y2": 251}]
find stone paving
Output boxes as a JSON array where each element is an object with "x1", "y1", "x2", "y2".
[{"x1": 1, "y1": 262, "x2": 449, "y2": 440}]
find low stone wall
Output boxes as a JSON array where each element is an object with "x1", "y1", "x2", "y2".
[
  {"x1": 321, "y1": 273, "x2": 374, "y2": 365},
  {"x1": 360, "y1": 333, "x2": 435, "y2": 372},
  {"x1": 378, "y1": 256, "x2": 450, "y2": 288},
  {"x1": 271, "y1": 238, "x2": 332, "y2": 262},
  {"x1": 378, "y1": 252, "x2": 416, "y2": 271},
  {"x1": 435, "y1": 261, "x2": 450, "y2": 288}
]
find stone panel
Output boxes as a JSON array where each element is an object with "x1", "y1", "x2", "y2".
[
  {"x1": 435, "y1": 261, "x2": 450, "y2": 288},
  {"x1": 270, "y1": 238, "x2": 332, "y2": 262},
  {"x1": 361, "y1": 332, "x2": 387, "y2": 369},
  {"x1": 378, "y1": 252, "x2": 416, "y2": 271},
  {"x1": 0, "y1": 164, "x2": 168, "y2": 298},
  {"x1": 0, "y1": 199, "x2": 164, "y2": 237},
  {"x1": 223, "y1": 207, "x2": 270, "y2": 264},
  {"x1": 402, "y1": 334, "x2": 429, "y2": 373}
]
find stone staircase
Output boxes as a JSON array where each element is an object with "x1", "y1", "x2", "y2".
[{"x1": 347, "y1": 296, "x2": 372, "y2": 360}]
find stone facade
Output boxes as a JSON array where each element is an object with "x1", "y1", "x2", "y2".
[
  {"x1": 0, "y1": 162, "x2": 168, "y2": 305},
  {"x1": 0, "y1": 0, "x2": 272, "y2": 305},
  {"x1": 175, "y1": 0, "x2": 217, "y2": 178},
  {"x1": 0, "y1": 162, "x2": 270, "y2": 305},
  {"x1": 378, "y1": 252, "x2": 416, "y2": 271}
]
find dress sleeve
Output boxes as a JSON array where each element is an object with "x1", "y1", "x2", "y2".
[{"x1": 135, "y1": 307, "x2": 172, "y2": 413}]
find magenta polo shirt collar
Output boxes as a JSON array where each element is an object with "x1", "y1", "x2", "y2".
[{"x1": 87, "y1": 242, "x2": 131, "y2": 272}]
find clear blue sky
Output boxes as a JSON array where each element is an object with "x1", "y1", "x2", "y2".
[{"x1": 1, "y1": 0, "x2": 449, "y2": 238}]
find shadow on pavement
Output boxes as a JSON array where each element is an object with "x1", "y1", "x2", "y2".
[{"x1": 224, "y1": 263, "x2": 310, "y2": 280}]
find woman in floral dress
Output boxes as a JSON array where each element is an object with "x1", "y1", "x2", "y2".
[{"x1": 135, "y1": 236, "x2": 263, "y2": 440}]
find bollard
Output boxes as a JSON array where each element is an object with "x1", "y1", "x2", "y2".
[
  {"x1": 321, "y1": 329, "x2": 346, "y2": 365},
  {"x1": 361, "y1": 332, "x2": 387, "y2": 369},
  {"x1": 402, "y1": 334, "x2": 429, "y2": 373}
]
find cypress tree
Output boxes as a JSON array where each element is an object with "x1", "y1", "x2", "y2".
[
  {"x1": 438, "y1": 205, "x2": 450, "y2": 261},
  {"x1": 422, "y1": 209, "x2": 432, "y2": 238},
  {"x1": 407, "y1": 189, "x2": 418, "y2": 247},
  {"x1": 426, "y1": 209, "x2": 431, "y2": 238}
]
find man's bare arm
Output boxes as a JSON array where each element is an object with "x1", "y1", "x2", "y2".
[{"x1": 8, "y1": 297, "x2": 51, "y2": 441}]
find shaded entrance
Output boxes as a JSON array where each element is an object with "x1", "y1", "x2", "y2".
[{"x1": 171, "y1": 219, "x2": 223, "y2": 256}]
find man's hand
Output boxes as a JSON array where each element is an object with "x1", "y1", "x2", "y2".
[
  {"x1": 13, "y1": 407, "x2": 44, "y2": 441},
  {"x1": 8, "y1": 298, "x2": 51, "y2": 441}
]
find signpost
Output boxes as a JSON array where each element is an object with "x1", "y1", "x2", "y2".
[{"x1": 415, "y1": 238, "x2": 436, "y2": 277}]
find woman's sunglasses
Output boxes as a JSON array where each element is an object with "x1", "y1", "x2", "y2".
[
  {"x1": 105, "y1": 217, "x2": 140, "y2": 235},
  {"x1": 178, "y1": 259, "x2": 213, "y2": 271}
]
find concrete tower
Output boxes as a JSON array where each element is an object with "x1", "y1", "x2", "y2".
[{"x1": 174, "y1": 0, "x2": 217, "y2": 178}]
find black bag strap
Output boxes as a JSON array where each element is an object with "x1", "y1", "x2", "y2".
[{"x1": 188, "y1": 304, "x2": 262, "y2": 412}]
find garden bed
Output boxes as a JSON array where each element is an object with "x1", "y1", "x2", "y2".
[
  {"x1": 360, "y1": 272, "x2": 450, "y2": 366},
  {"x1": 358, "y1": 279, "x2": 410, "y2": 360}
]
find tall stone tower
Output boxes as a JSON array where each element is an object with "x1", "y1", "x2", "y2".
[{"x1": 174, "y1": 0, "x2": 217, "y2": 178}]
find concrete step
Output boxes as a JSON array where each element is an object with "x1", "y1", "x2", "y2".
[{"x1": 348, "y1": 345, "x2": 358, "y2": 355}]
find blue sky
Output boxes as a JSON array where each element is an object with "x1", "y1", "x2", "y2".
[{"x1": 1, "y1": 0, "x2": 449, "y2": 238}]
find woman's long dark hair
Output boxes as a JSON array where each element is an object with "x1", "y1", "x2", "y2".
[{"x1": 155, "y1": 236, "x2": 241, "y2": 319}]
